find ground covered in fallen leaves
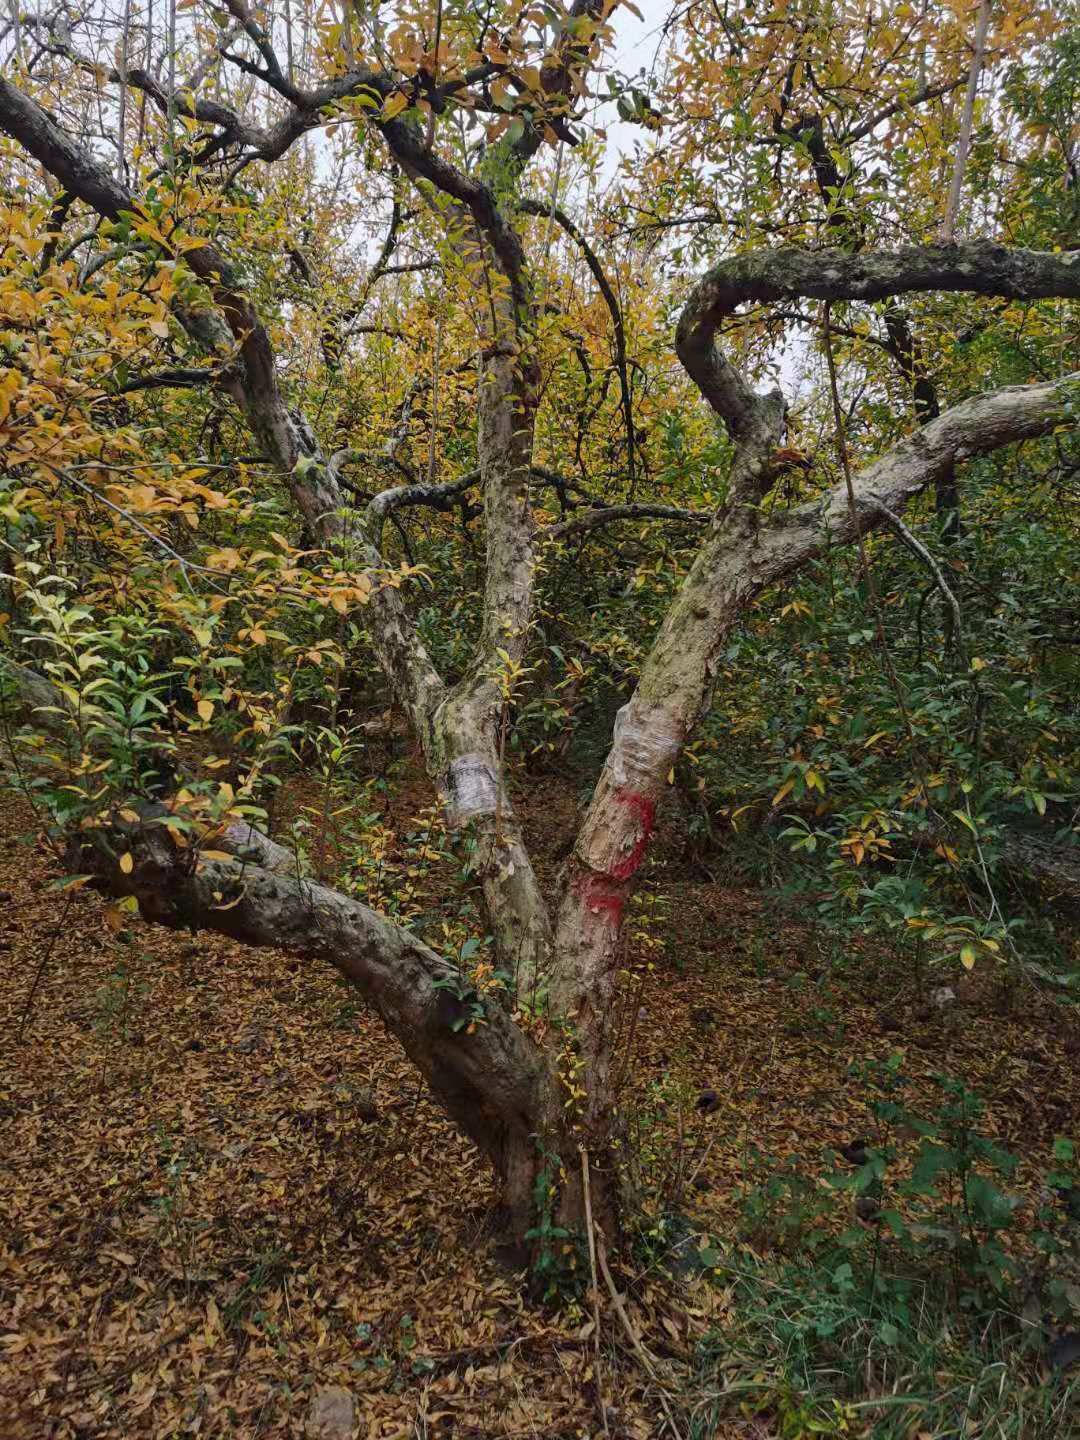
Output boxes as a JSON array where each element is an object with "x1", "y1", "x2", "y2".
[{"x1": 2, "y1": 768, "x2": 1079, "y2": 1438}]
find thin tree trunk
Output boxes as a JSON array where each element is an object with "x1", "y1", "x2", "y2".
[{"x1": 939, "y1": 0, "x2": 993, "y2": 244}]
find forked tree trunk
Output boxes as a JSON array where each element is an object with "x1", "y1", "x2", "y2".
[{"x1": 2, "y1": 72, "x2": 1077, "y2": 1263}]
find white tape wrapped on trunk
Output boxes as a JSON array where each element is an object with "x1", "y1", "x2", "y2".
[
  {"x1": 445, "y1": 752, "x2": 500, "y2": 826},
  {"x1": 609, "y1": 702, "x2": 682, "y2": 789}
]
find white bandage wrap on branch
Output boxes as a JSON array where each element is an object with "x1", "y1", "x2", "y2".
[
  {"x1": 444, "y1": 752, "x2": 500, "y2": 826},
  {"x1": 609, "y1": 703, "x2": 683, "y2": 790}
]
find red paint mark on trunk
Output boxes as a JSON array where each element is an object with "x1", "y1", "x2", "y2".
[
  {"x1": 574, "y1": 871, "x2": 625, "y2": 928},
  {"x1": 572, "y1": 790, "x2": 658, "y2": 927},
  {"x1": 609, "y1": 790, "x2": 656, "y2": 881}
]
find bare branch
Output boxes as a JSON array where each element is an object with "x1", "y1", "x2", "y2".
[
  {"x1": 545, "y1": 504, "x2": 708, "y2": 540},
  {"x1": 519, "y1": 196, "x2": 636, "y2": 491},
  {"x1": 939, "y1": 1, "x2": 992, "y2": 243},
  {"x1": 869, "y1": 498, "x2": 967, "y2": 666},
  {"x1": 843, "y1": 74, "x2": 967, "y2": 143}
]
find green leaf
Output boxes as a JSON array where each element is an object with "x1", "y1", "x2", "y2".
[
  {"x1": 852, "y1": 1156, "x2": 886, "y2": 1192},
  {"x1": 965, "y1": 1173, "x2": 1015, "y2": 1229},
  {"x1": 907, "y1": 1143, "x2": 959, "y2": 1195},
  {"x1": 881, "y1": 1208, "x2": 909, "y2": 1238}
]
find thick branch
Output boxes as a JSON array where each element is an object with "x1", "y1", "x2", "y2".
[
  {"x1": 0, "y1": 75, "x2": 448, "y2": 742},
  {"x1": 0, "y1": 76, "x2": 341, "y2": 527},
  {"x1": 364, "y1": 472, "x2": 479, "y2": 547},
  {"x1": 677, "y1": 242, "x2": 1079, "y2": 433},
  {"x1": 112, "y1": 367, "x2": 217, "y2": 395},
  {"x1": 552, "y1": 368, "x2": 1076, "y2": 1140},
  {"x1": 70, "y1": 807, "x2": 546, "y2": 1168},
  {"x1": 544, "y1": 504, "x2": 707, "y2": 540}
]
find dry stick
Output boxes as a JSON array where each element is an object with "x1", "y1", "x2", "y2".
[
  {"x1": 116, "y1": 0, "x2": 133, "y2": 180},
  {"x1": 683, "y1": 1131, "x2": 717, "y2": 1195},
  {"x1": 940, "y1": 0, "x2": 992, "y2": 244},
  {"x1": 17, "y1": 893, "x2": 77, "y2": 1041},
  {"x1": 870, "y1": 497, "x2": 968, "y2": 670},
  {"x1": 595, "y1": 1234, "x2": 683, "y2": 1439},
  {"x1": 426, "y1": 314, "x2": 442, "y2": 487},
  {"x1": 579, "y1": 1147, "x2": 611, "y2": 1438}
]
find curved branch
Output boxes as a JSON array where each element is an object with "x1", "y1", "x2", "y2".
[
  {"x1": 0, "y1": 76, "x2": 343, "y2": 526},
  {"x1": 364, "y1": 471, "x2": 480, "y2": 547},
  {"x1": 544, "y1": 504, "x2": 708, "y2": 541},
  {"x1": 0, "y1": 75, "x2": 448, "y2": 743},
  {"x1": 676, "y1": 242, "x2": 1080, "y2": 435},
  {"x1": 519, "y1": 196, "x2": 636, "y2": 491},
  {"x1": 69, "y1": 806, "x2": 545, "y2": 1166}
]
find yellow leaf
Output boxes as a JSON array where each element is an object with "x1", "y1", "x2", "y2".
[
  {"x1": 197, "y1": 699, "x2": 214, "y2": 722},
  {"x1": 381, "y1": 90, "x2": 409, "y2": 120},
  {"x1": 206, "y1": 547, "x2": 241, "y2": 572},
  {"x1": 119, "y1": 852, "x2": 134, "y2": 874},
  {"x1": 128, "y1": 484, "x2": 157, "y2": 511},
  {"x1": 772, "y1": 778, "x2": 795, "y2": 806},
  {"x1": 960, "y1": 945, "x2": 976, "y2": 970}
]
